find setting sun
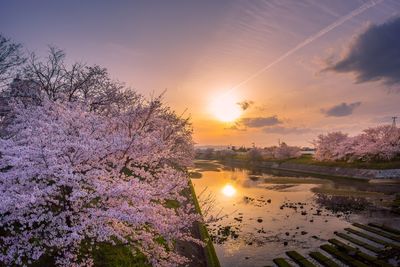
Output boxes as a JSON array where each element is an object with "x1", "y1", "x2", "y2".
[{"x1": 209, "y1": 91, "x2": 242, "y2": 122}]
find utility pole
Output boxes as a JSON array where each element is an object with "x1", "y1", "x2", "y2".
[{"x1": 392, "y1": 116, "x2": 398, "y2": 127}]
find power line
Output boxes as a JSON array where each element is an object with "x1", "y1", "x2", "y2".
[{"x1": 392, "y1": 116, "x2": 397, "y2": 127}]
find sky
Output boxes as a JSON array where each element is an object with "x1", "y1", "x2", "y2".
[{"x1": 1, "y1": 0, "x2": 400, "y2": 147}]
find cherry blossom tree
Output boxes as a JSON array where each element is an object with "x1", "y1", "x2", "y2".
[
  {"x1": 314, "y1": 126, "x2": 400, "y2": 162},
  {"x1": 0, "y1": 96, "x2": 200, "y2": 266},
  {"x1": 314, "y1": 131, "x2": 349, "y2": 161},
  {"x1": 352, "y1": 125, "x2": 400, "y2": 161},
  {"x1": 215, "y1": 148, "x2": 237, "y2": 159},
  {"x1": 246, "y1": 148, "x2": 263, "y2": 161},
  {"x1": 273, "y1": 143, "x2": 301, "y2": 160}
]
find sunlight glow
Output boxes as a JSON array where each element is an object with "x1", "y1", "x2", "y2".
[
  {"x1": 221, "y1": 184, "x2": 236, "y2": 197},
  {"x1": 210, "y1": 91, "x2": 242, "y2": 122}
]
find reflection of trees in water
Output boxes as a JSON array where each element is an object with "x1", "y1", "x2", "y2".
[
  {"x1": 197, "y1": 187, "x2": 236, "y2": 223},
  {"x1": 315, "y1": 193, "x2": 371, "y2": 213}
]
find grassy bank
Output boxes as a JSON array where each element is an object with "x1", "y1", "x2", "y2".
[
  {"x1": 189, "y1": 180, "x2": 221, "y2": 267},
  {"x1": 283, "y1": 155, "x2": 400, "y2": 170},
  {"x1": 208, "y1": 154, "x2": 400, "y2": 170}
]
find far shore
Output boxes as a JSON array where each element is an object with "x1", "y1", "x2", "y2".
[{"x1": 194, "y1": 155, "x2": 400, "y2": 180}]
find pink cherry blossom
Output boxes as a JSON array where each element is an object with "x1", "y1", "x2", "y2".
[{"x1": 0, "y1": 97, "x2": 201, "y2": 266}]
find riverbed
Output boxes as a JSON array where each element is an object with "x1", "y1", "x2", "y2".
[{"x1": 191, "y1": 160, "x2": 400, "y2": 267}]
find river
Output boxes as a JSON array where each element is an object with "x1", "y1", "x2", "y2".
[{"x1": 191, "y1": 160, "x2": 400, "y2": 267}]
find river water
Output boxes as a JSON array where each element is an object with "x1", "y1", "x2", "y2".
[{"x1": 191, "y1": 160, "x2": 400, "y2": 267}]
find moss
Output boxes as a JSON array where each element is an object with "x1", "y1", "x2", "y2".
[
  {"x1": 285, "y1": 251, "x2": 316, "y2": 267},
  {"x1": 368, "y1": 222, "x2": 400, "y2": 235},
  {"x1": 344, "y1": 227, "x2": 399, "y2": 249},
  {"x1": 189, "y1": 180, "x2": 221, "y2": 267},
  {"x1": 334, "y1": 232, "x2": 381, "y2": 253},
  {"x1": 272, "y1": 258, "x2": 292, "y2": 267},
  {"x1": 320, "y1": 244, "x2": 367, "y2": 267},
  {"x1": 309, "y1": 251, "x2": 340, "y2": 267},
  {"x1": 353, "y1": 223, "x2": 400, "y2": 242}
]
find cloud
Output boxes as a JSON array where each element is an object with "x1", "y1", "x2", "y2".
[
  {"x1": 325, "y1": 16, "x2": 400, "y2": 86},
  {"x1": 225, "y1": 124, "x2": 247, "y2": 131},
  {"x1": 239, "y1": 116, "x2": 282, "y2": 128},
  {"x1": 237, "y1": 100, "x2": 254, "y2": 111},
  {"x1": 321, "y1": 102, "x2": 361, "y2": 117},
  {"x1": 263, "y1": 126, "x2": 312, "y2": 135}
]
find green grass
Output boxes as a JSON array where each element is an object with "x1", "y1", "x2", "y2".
[
  {"x1": 210, "y1": 154, "x2": 400, "y2": 170},
  {"x1": 189, "y1": 180, "x2": 221, "y2": 267},
  {"x1": 284, "y1": 155, "x2": 400, "y2": 169},
  {"x1": 92, "y1": 243, "x2": 150, "y2": 267}
]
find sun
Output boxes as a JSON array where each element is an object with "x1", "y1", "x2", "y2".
[{"x1": 209, "y1": 91, "x2": 242, "y2": 122}]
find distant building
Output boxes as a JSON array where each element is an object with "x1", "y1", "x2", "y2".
[{"x1": 300, "y1": 147, "x2": 316, "y2": 155}]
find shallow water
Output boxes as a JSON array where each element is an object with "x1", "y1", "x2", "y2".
[{"x1": 191, "y1": 160, "x2": 400, "y2": 267}]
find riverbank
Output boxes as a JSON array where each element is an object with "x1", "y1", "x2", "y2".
[
  {"x1": 213, "y1": 157, "x2": 400, "y2": 179},
  {"x1": 268, "y1": 161, "x2": 400, "y2": 179},
  {"x1": 188, "y1": 180, "x2": 221, "y2": 267}
]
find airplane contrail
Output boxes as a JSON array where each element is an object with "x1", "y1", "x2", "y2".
[{"x1": 233, "y1": 0, "x2": 383, "y2": 89}]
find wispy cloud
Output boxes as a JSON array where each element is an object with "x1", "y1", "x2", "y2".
[
  {"x1": 237, "y1": 100, "x2": 254, "y2": 111},
  {"x1": 263, "y1": 126, "x2": 313, "y2": 135},
  {"x1": 237, "y1": 116, "x2": 282, "y2": 128}
]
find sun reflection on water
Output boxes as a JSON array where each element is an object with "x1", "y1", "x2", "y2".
[{"x1": 221, "y1": 184, "x2": 236, "y2": 197}]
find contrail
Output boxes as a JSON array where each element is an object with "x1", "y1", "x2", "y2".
[{"x1": 233, "y1": 0, "x2": 383, "y2": 89}]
